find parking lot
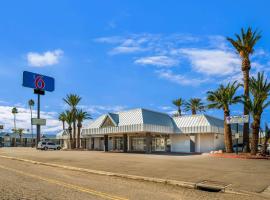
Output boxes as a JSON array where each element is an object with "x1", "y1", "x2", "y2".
[{"x1": 1, "y1": 147, "x2": 270, "y2": 195}]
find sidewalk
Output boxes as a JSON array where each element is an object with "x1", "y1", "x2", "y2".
[{"x1": 1, "y1": 148, "x2": 269, "y2": 194}]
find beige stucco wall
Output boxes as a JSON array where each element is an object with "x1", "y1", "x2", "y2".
[{"x1": 170, "y1": 134, "x2": 190, "y2": 152}]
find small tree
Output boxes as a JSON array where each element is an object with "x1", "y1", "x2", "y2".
[
  {"x1": 17, "y1": 128, "x2": 24, "y2": 146},
  {"x1": 11, "y1": 107, "x2": 18, "y2": 133},
  {"x1": 207, "y1": 81, "x2": 241, "y2": 153},
  {"x1": 172, "y1": 98, "x2": 183, "y2": 116},
  {"x1": 58, "y1": 112, "x2": 67, "y2": 130},
  {"x1": 63, "y1": 94, "x2": 81, "y2": 148},
  {"x1": 65, "y1": 110, "x2": 73, "y2": 149},
  {"x1": 76, "y1": 109, "x2": 91, "y2": 148},
  {"x1": 184, "y1": 98, "x2": 205, "y2": 115},
  {"x1": 243, "y1": 72, "x2": 270, "y2": 155}
]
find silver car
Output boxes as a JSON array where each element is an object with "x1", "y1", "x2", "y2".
[{"x1": 37, "y1": 141, "x2": 61, "y2": 150}]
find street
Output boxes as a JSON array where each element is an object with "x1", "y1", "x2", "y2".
[{"x1": 0, "y1": 157, "x2": 267, "y2": 200}]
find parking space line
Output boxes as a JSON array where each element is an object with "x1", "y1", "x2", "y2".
[{"x1": 0, "y1": 164, "x2": 128, "y2": 200}]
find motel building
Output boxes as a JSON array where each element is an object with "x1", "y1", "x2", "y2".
[{"x1": 74, "y1": 108, "x2": 241, "y2": 153}]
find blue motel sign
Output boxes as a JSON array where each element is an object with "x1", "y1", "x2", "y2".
[{"x1": 22, "y1": 71, "x2": 55, "y2": 92}]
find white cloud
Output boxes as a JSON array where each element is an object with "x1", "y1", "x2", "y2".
[
  {"x1": 135, "y1": 56, "x2": 179, "y2": 67},
  {"x1": 110, "y1": 46, "x2": 145, "y2": 54},
  {"x1": 0, "y1": 105, "x2": 62, "y2": 134},
  {"x1": 156, "y1": 69, "x2": 209, "y2": 86},
  {"x1": 27, "y1": 49, "x2": 63, "y2": 67},
  {"x1": 177, "y1": 48, "x2": 241, "y2": 76},
  {"x1": 95, "y1": 33, "x2": 270, "y2": 86}
]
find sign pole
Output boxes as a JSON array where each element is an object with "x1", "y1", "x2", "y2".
[{"x1": 36, "y1": 92, "x2": 41, "y2": 146}]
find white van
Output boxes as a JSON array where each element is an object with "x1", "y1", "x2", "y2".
[{"x1": 37, "y1": 141, "x2": 61, "y2": 150}]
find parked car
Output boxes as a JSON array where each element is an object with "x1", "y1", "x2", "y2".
[
  {"x1": 37, "y1": 141, "x2": 61, "y2": 150},
  {"x1": 258, "y1": 144, "x2": 270, "y2": 154}
]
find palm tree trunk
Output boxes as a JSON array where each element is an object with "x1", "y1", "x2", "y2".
[
  {"x1": 13, "y1": 114, "x2": 16, "y2": 132},
  {"x1": 224, "y1": 111, "x2": 233, "y2": 153},
  {"x1": 73, "y1": 121, "x2": 76, "y2": 149},
  {"x1": 242, "y1": 58, "x2": 251, "y2": 152},
  {"x1": 77, "y1": 124, "x2": 81, "y2": 149},
  {"x1": 192, "y1": 109, "x2": 196, "y2": 115},
  {"x1": 178, "y1": 107, "x2": 181, "y2": 116},
  {"x1": 62, "y1": 121, "x2": 65, "y2": 130},
  {"x1": 68, "y1": 126, "x2": 72, "y2": 149},
  {"x1": 251, "y1": 117, "x2": 260, "y2": 155}
]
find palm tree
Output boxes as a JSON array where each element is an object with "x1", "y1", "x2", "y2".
[
  {"x1": 17, "y1": 128, "x2": 24, "y2": 146},
  {"x1": 227, "y1": 27, "x2": 261, "y2": 152},
  {"x1": 28, "y1": 99, "x2": 35, "y2": 147},
  {"x1": 242, "y1": 72, "x2": 270, "y2": 155},
  {"x1": 11, "y1": 107, "x2": 18, "y2": 133},
  {"x1": 65, "y1": 110, "x2": 73, "y2": 149},
  {"x1": 58, "y1": 112, "x2": 67, "y2": 130},
  {"x1": 76, "y1": 109, "x2": 91, "y2": 148},
  {"x1": 207, "y1": 81, "x2": 241, "y2": 153},
  {"x1": 63, "y1": 94, "x2": 81, "y2": 148},
  {"x1": 172, "y1": 98, "x2": 183, "y2": 116},
  {"x1": 184, "y1": 98, "x2": 205, "y2": 115}
]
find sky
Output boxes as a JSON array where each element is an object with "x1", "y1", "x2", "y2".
[{"x1": 0, "y1": 0, "x2": 270, "y2": 134}]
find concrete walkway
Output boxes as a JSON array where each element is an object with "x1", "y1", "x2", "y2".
[{"x1": 1, "y1": 148, "x2": 269, "y2": 194}]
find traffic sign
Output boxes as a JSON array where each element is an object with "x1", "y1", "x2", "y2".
[
  {"x1": 23, "y1": 71, "x2": 55, "y2": 92},
  {"x1": 31, "y1": 118, "x2": 46, "y2": 126},
  {"x1": 226, "y1": 115, "x2": 249, "y2": 124}
]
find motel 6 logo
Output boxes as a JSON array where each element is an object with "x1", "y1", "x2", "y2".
[{"x1": 34, "y1": 75, "x2": 45, "y2": 89}]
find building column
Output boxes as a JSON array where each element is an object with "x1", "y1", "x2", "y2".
[
  {"x1": 91, "y1": 137, "x2": 94, "y2": 150},
  {"x1": 123, "y1": 134, "x2": 127, "y2": 153},
  {"x1": 104, "y1": 135, "x2": 108, "y2": 152},
  {"x1": 145, "y1": 132, "x2": 152, "y2": 153}
]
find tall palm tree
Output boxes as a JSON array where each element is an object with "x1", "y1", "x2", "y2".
[
  {"x1": 207, "y1": 81, "x2": 241, "y2": 153},
  {"x1": 172, "y1": 98, "x2": 183, "y2": 116},
  {"x1": 65, "y1": 110, "x2": 73, "y2": 149},
  {"x1": 184, "y1": 98, "x2": 205, "y2": 115},
  {"x1": 11, "y1": 107, "x2": 18, "y2": 133},
  {"x1": 28, "y1": 99, "x2": 35, "y2": 147},
  {"x1": 63, "y1": 94, "x2": 81, "y2": 148},
  {"x1": 58, "y1": 112, "x2": 67, "y2": 130},
  {"x1": 76, "y1": 109, "x2": 91, "y2": 148},
  {"x1": 227, "y1": 27, "x2": 261, "y2": 152},
  {"x1": 243, "y1": 72, "x2": 270, "y2": 155}
]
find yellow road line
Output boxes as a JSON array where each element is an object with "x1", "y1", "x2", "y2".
[{"x1": 0, "y1": 164, "x2": 128, "y2": 200}]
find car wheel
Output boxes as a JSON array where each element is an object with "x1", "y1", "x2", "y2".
[
  {"x1": 57, "y1": 147, "x2": 61, "y2": 150},
  {"x1": 44, "y1": 147, "x2": 48, "y2": 151}
]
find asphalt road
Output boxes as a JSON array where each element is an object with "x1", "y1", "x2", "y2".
[{"x1": 0, "y1": 158, "x2": 268, "y2": 200}]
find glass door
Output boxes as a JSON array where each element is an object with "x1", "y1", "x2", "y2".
[{"x1": 152, "y1": 137, "x2": 165, "y2": 151}]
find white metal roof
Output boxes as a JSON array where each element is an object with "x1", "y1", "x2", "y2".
[{"x1": 82, "y1": 108, "x2": 228, "y2": 136}]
